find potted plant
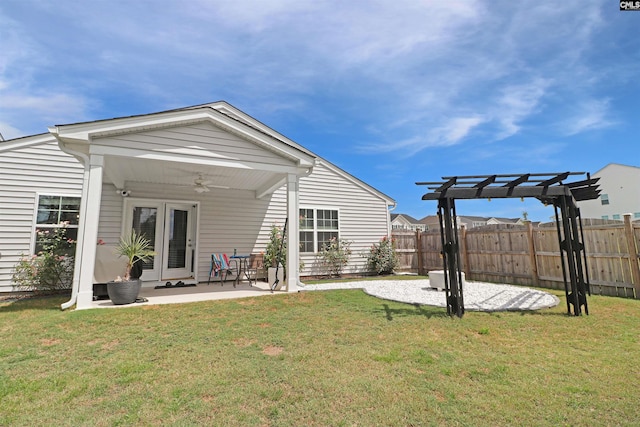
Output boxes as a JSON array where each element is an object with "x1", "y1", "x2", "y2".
[{"x1": 107, "y1": 230, "x2": 155, "y2": 305}]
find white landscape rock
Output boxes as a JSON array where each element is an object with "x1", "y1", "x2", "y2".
[{"x1": 301, "y1": 279, "x2": 559, "y2": 312}]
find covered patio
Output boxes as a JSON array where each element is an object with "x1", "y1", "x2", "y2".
[
  {"x1": 51, "y1": 102, "x2": 317, "y2": 310},
  {"x1": 90, "y1": 280, "x2": 281, "y2": 309}
]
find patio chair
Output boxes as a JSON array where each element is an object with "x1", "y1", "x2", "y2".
[
  {"x1": 208, "y1": 253, "x2": 237, "y2": 286},
  {"x1": 246, "y1": 253, "x2": 264, "y2": 285}
]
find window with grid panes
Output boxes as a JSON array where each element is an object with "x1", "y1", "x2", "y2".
[
  {"x1": 34, "y1": 195, "x2": 81, "y2": 253},
  {"x1": 299, "y1": 208, "x2": 339, "y2": 253}
]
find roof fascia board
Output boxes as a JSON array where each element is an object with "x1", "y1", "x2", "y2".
[
  {"x1": 205, "y1": 109, "x2": 315, "y2": 168},
  {"x1": 209, "y1": 102, "x2": 315, "y2": 156}
]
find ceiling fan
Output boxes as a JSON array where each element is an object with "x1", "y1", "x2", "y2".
[
  {"x1": 191, "y1": 174, "x2": 230, "y2": 193},
  {"x1": 193, "y1": 174, "x2": 212, "y2": 193}
]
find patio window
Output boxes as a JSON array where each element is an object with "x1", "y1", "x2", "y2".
[
  {"x1": 34, "y1": 195, "x2": 80, "y2": 254},
  {"x1": 299, "y1": 208, "x2": 340, "y2": 253}
]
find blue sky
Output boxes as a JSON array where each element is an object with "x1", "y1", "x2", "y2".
[{"x1": 1, "y1": 1, "x2": 638, "y2": 222}]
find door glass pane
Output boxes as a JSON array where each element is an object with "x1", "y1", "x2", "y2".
[
  {"x1": 168, "y1": 209, "x2": 188, "y2": 269},
  {"x1": 132, "y1": 207, "x2": 157, "y2": 270}
]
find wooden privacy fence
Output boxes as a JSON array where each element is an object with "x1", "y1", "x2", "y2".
[{"x1": 393, "y1": 214, "x2": 640, "y2": 298}]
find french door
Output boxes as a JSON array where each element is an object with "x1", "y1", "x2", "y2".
[{"x1": 124, "y1": 200, "x2": 197, "y2": 282}]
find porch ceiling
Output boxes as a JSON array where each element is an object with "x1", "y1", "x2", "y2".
[{"x1": 103, "y1": 156, "x2": 282, "y2": 191}]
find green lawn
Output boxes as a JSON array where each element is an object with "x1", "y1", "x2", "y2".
[{"x1": 1, "y1": 284, "x2": 639, "y2": 426}]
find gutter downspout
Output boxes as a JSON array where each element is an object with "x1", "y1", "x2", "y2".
[{"x1": 55, "y1": 133, "x2": 90, "y2": 310}]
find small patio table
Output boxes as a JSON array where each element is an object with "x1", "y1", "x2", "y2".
[{"x1": 230, "y1": 254, "x2": 253, "y2": 286}]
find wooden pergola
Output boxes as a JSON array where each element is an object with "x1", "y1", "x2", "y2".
[{"x1": 418, "y1": 172, "x2": 600, "y2": 317}]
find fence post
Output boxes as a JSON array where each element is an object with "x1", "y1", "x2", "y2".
[
  {"x1": 459, "y1": 225, "x2": 470, "y2": 278},
  {"x1": 416, "y1": 230, "x2": 423, "y2": 275},
  {"x1": 623, "y1": 214, "x2": 640, "y2": 299},
  {"x1": 526, "y1": 221, "x2": 540, "y2": 287}
]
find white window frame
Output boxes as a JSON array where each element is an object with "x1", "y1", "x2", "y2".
[
  {"x1": 299, "y1": 207, "x2": 341, "y2": 253},
  {"x1": 31, "y1": 193, "x2": 81, "y2": 254}
]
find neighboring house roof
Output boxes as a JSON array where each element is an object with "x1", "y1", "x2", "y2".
[
  {"x1": 488, "y1": 217, "x2": 522, "y2": 224},
  {"x1": 592, "y1": 163, "x2": 640, "y2": 175},
  {"x1": 458, "y1": 215, "x2": 490, "y2": 221},
  {"x1": 391, "y1": 213, "x2": 421, "y2": 223},
  {"x1": 419, "y1": 215, "x2": 525, "y2": 228}
]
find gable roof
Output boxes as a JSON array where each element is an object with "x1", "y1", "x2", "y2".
[
  {"x1": 0, "y1": 132, "x2": 56, "y2": 152},
  {"x1": 391, "y1": 213, "x2": 421, "y2": 223},
  {"x1": 3, "y1": 101, "x2": 396, "y2": 206}
]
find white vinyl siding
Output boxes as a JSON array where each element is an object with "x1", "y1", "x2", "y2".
[
  {"x1": 0, "y1": 140, "x2": 84, "y2": 290},
  {"x1": 1, "y1": 127, "x2": 393, "y2": 289},
  {"x1": 94, "y1": 121, "x2": 294, "y2": 169},
  {"x1": 297, "y1": 162, "x2": 391, "y2": 276},
  {"x1": 578, "y1": 164, "x2": 640, "y2": 220}
]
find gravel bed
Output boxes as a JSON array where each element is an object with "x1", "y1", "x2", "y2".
[{"x1": 300, "y1": 279, "x2": 559, "y2": 312}]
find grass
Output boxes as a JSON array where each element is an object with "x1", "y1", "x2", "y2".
[{"x1": 1, "y1": 282, "x2": 639, "y2": 426}]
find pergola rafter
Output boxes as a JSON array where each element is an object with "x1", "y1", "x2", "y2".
[{"x1": 417, "y1": 172, "x2": 600, "y2": 317}]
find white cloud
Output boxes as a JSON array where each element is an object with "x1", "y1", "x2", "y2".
[
  {"x1": 360, "y1": 114, "x2": 485, "y2": 156},
  {"x1": 561, "y1": 99, "x2": 616, "y2": 136},
  {"x1": 428, "y1": 116, "x2": 487, "y2": 147},
  {"x1": 0, "y1": 0, "x2": 626, "y2": 151},
  {"x1": 491, "y1": 78, "x2": 551, "y2": 140}
]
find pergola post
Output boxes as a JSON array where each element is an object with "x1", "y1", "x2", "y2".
[{"x1": 438, "y1": 197, "x2": 464, "y2": 318}]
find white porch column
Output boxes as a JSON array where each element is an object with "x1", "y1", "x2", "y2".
[
  {"x1": 286, "y1": 173, "x2": 299, "y2": 292},
  {"x1": 75, "y1": 154, "x2": 104, "y2": 309}
]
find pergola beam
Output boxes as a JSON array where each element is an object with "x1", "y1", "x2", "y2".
[{"x1": 422, "y1": 185, "x2": 572, "y2": 200}]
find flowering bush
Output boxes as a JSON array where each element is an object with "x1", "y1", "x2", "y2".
[
  {"x1": 318, "y1": 237, "x2": 352, "y2": 278},
  {"x1": 12, "y1": 225, "x2": 75, "y2": 292},
  {"x1": 264, "y1": 224, "x2": 286, "y2": 268},
  {"x1": 366, "y1": 236, "x2": 398, "y2": 275}
]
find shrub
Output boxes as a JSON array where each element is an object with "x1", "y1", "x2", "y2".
[
  {"x1": 318, "y1": 237, "x2": 352, "y2": 278},
  {"x1": 12, "y1": 225, "x2": 75, "y2": 292},
  {"x1": 264, "y1": 224, "x2": 286, "y2": 268},
  {"x1": 366, "y1": 236, "x2": 398, "y2": 275}
]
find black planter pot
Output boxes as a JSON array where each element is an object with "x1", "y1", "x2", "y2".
[{"x1": 107, "y1": 279, "x2": 142, "y2": 305}]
